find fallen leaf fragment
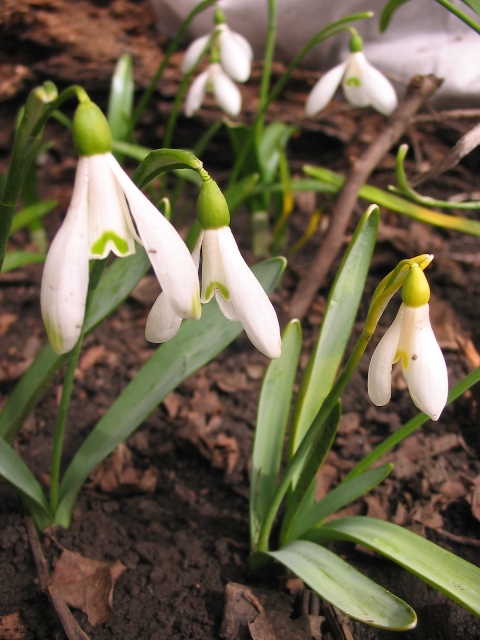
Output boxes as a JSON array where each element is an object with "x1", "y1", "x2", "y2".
[
  {"x1": 88, "y1": 443, "x2": 159, "y2": 494},
  {"x1": 0, "y1": 612, "x2": 26, "y2": 640},
  {"x1": 52, "y1": 549, "x2": 126, "y2": 626}
]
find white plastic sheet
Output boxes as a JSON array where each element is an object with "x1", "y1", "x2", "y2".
[{"x1": 149, "y1": 0, "x2": 480, "y2": 106}]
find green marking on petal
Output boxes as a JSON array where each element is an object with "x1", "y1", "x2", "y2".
[
  {"x1": 394, "y1": 350, "x2": 408, "y2": 369},
  {"x1": 345, "y1": 77, "x2": 361, "y2": 88},
  {"x1": 44, "y1": 315, "x2": 64, "y2": 354},
  {"x1": 90, "y1": 232, "x2": 130, "y2": 258},
  {"x1": 205, "y1": 281, "x2": 230, "y2": 300}
]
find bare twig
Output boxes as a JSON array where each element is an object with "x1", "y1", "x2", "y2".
[
  {"x1": 25, "y1": 517, "x2": 92, "y2": 640},
  {"x1": 289, "y1": 74, "x2": 443, "y2": 320},
  {"x1": 411, "y1": 121, "x2": 480, "y2": 187}
]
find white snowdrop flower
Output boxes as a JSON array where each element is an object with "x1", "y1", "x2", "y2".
[
  {"x1": 41, "y1": 102, "x2": 200, "y2": 354},
  {"x1": 306, "y1": 36, "x2": 397, "y2": 117},
  {"x1": 184, "y1": 63, "x2": 242, "y2": 117},
  {"x1": 146, "y1": 177, "x2": 281, "y2": 359},
  {"x1": 181, "y1": 34, "x2": 211, "y2": 74},
  {"x1": 217, "y1": 24, "x2": 253, "y2": 83},
  {"x1": 368, "y1": 266, "x2": 448, "y2": 421}
]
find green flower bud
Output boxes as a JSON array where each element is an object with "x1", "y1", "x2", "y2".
[
  {"x1": 401, "y1": 263, "x2": 430, "y2": 307},
  {"x1": 73, "y1": 101, "x2": 112, "y2": 157},
  {"x1": 197, "y1": 177, "x2": 230, "y2": 229},
  {"x1": 214, "y1": 6, "x2": 226, "y2": 25},
  {"x1": 349, "y1": 32, "x2": 363, "y2": 53}
]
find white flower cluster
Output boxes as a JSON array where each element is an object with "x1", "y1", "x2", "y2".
[{"x1": 183, "y1": 23, "x2": 253, "y2": 117}]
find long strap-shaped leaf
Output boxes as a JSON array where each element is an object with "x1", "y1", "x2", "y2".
[
  {"x1": 305, "y1": 516, "x2": 480, "y2": 617},
  {"x1": 280, "y1": 401, "x2": 341, "y2": 544},
  {"x1": 284, "y1": 463, "x2": 393, "y2": 543},
  {"x1": 250, "y1": 319, "x2": 302, "y2": 550},
  {"x1": 269, "y1": 540, "x2": 417, "y2": 630},
  {"x1": 55, "y1": 258, "x2": 285, "y2": 528},
  {"x1": 0, "y1": 439, "x2": 52, "y2": 529},
  {"x1": 288, "y1": 206, "x2": 378, "y2": 461}
]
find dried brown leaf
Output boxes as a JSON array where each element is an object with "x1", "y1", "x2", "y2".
[
  {"x1": 0, "y1": 613, "x2": 26, "y2": 640},
  {"x1": 79, "y1": 345, "x2": 107, "y2": 371},
  {"x1": 51, "y1": 549, "x2": 126, "y2": 626}
]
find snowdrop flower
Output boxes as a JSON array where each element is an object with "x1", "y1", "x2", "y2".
[
  {"x1": 146, "y1": 176, "x2": 281, "y2": 359},
  {"x1": 41, "y1": 101, "x2": 200, "y2": 354},
  {"x1": 368, "y1": 264, "x2": 448, "y2": 421},
  {"x1": 182, "y1": 24, "x2": 253, "y2": 83},
  {"x1": 306, "y1": 33, "x2": 397, "y2": 117},
  {"x1": 184, "y1": 63, "x2": 242, "y2": 117},
  {"x1": 182, "y1": 7, "x2": 252, "y2": 117}
]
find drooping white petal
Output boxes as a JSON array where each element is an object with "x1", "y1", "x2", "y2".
[
  {"x1": 305, "y1": 61, "x2": 347, "y2": 116},
  {"x1": 211, "y1": 64, "x2": 242, "y2": 116},
  {"x1": 342, "y1": 52, "x2": 370, "y2": 108},
  {"x1": 398, "y1": 304, "x2": 448, "y2": 421},
  {"x1": 145, "y1": 231, "x2": 203, "y2": 343},
  {"x1": 106, "y1": 155, "x2": 201, "y2": 320},
  {"x1": 145, "y1": 292, "x2": 184, "y2": 343},
  {"x1": 216, "y1": 227, "x2": 281, "y2": 358},
  {"x1": 184, "y1": 69, "x2": 210, "y2": 117},
  {"x1": 86, "y1": 155, "x2": 136, "y2": 259},
  {"x1": 182, "y1": 34, "x2": 210, "y2": 73},
  {"x1": 361, "y1": 59, "x2": 398, "y2": 116},
  {"x1": 41, "y1": 158, "x2": 90, "y2": 354},
  {"x1": 368, "y1": 304, "x2": 404, "y2": 406},
  {"x1": 219, "y1": 27, "x2": 253, "y2": 82}
]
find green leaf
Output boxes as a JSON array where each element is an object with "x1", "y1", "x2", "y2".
[
  {"x1": 286, "y1": 464, "x2": 393, "y2": 542},
  {"x1": 0, "y1": 248, "x2": 151, "y2": 443},
  {"x1": 10, "y1": 200, "x2": 57, "y2": 234},
  {"x1": 133, "y1": 149, "x2": 203, "y2": 190},
  {"x1": 250, "y1": 320, "x2": 302, "y2": 549},
  {"x1": 269, "y1": 540, "x2": 417, "y2": 629},
  {"x1": 224, "y1": 173, "x2": 260, "y2": 213},
  {"x1": 55, "y1": 258, "x2": 286, "y2": 527},
  {"x1": 461, "y1": 0, "x2": 480, "y2": 16},
  {"x1": 112, "y1": 140, "x2": 151, "y2": 162},
  {"x1": 288, "y1": 206, "x2": 378, "y2": 459},
  {"x1": 258, "y1": 122, "x2": 297, "y2": 184},
  {"x1": 280, "y1": 401, "x2": 341, "y2": 544},
  {"x1": 379, "y1": 0, "x2": 412, "y2": 31},
  {"x1": 0, "y1": 438, "x2": 53, "y2": 529},
  {"x1": 107, "y1": 54, "x2": 134, "y2": 144},
  {"x1": 304, "y1": 165, "x2": 480, "y2": 237},
  {"x1": 306, "y1": 516, "x2": 480, "y2": 617},
  {"x1": 2, "y1": 251, "x2": 45, "y2": 272}
]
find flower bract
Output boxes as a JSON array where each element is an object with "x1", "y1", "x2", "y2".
[
  {"x1": 146, "y1": 227, "x2": 281, "y2": 359},
  {"x1": 305, "y1": 52, "x2": 398, "y2": 117},
  {"x1": 184, "y1": 63, "x2": 242, "y2": 117},
  {"x1": 41, "y1": 153, "x2": 200, "y2": 354},
  {"x1": 368, "y1": 303, "x2": 448, "y2": 421}
]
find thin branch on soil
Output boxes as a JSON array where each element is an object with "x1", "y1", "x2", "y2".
[
  {"x1": 413, "y1": 108, "x2": 480, "y2": 122},
  {"x1": 25, "y1": 517, "x2": 92, "y2": 640},
  {"x1": 289, "y1": 74, "x2": 443, "y2": 320}
]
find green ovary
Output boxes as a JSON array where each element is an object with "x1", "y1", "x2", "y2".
[
  {"x1": 90, "y1": 231, "x2": 130, "y2": 257},
  {"x1": 205, "y1": 281, "x2": 230, "y2": 300}
]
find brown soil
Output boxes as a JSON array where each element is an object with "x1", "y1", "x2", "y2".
[{"x1": 1, "y1": 2, "x2": 480, "y2": 639}]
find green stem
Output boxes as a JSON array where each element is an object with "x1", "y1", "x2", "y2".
[
  {"x1": 256, "y1": 0, "x2": 277, "y2": 134},
  {"x1": 434, "y1": 0, "x2": 480, "y2": 33},
  {"x1": 342, "y1": 365, "x2": 480, "y2": 483},
  {"x1": 228, "y1": 12, "x2": 372, "y2": 187},
  {"x1": 49, "y1": 260, "x2": 106, "y2": 514},
  {"x1": 130, "y1": 0, "x2": 218, "y2": 131}
]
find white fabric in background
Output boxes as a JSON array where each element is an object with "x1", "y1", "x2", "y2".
[{"x1": 149, "y1": 0, "x2": 480, "y2": 106}]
